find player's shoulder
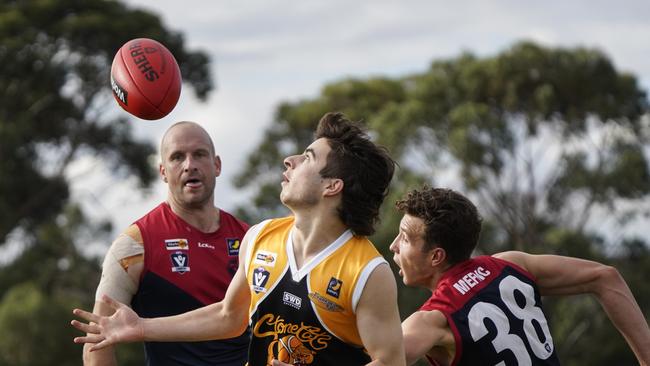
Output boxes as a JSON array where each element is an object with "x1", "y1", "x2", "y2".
[
  {"x1": 121, "y1": 224, "x2": 143, "y2": 244},
  {"x1": 492, "y1": 251, "x2": 531, "y2": 271},
  {"x1": 218, "y1": 208, "x2": 250, "y2": 231}
]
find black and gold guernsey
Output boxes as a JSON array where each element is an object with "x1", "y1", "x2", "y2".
[{"x1": 244, "y1": 217, "x2": 387, "y2": 366}]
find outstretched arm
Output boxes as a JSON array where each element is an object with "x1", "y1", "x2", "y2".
[
  {"x1": 72, "y1": 224, "x2": 256, "y2": 351},
  {"x1": 495, "y1": 251, "x2": 650, "y2": 365}
]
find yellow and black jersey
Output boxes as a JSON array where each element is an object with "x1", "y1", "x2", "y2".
[{"x1": 244, "y1": 217, "x2": 387, "y2": 366}]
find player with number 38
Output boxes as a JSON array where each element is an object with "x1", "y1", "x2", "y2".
[{"x1": 390, "y1": 187, "x2": 650, "y2": 366}]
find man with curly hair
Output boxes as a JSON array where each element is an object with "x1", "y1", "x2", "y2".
[{"x1": 391, "y1": 186, "x2": 650, "y2": 366}]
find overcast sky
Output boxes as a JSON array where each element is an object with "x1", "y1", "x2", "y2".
[{"x1": 66, "y1": 0, "x2": 650, "y2": 254}]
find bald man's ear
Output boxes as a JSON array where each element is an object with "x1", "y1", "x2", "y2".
[
  {"x1": 159, "y1": 163, "x2": 168, "y2": 183},
  {"x1": 214, "y1": 155, "x2": 222, "y2": 177}
]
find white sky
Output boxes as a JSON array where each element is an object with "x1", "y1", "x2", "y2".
[{"x1": 64, "y1": 0, "x2": 650, "y2": 256}]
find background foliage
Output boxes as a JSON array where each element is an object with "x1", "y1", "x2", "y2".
[
  {"x1": 0, "y1": 1, "x2": 648, "y2": 365},
  {"x1": 0, "y1": 0, "x2": 212, "y2": 363}
]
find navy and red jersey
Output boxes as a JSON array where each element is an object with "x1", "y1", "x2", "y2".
[
  {"x1": 420, "y1": 256, "x2": 560, "y2": 366},
  {"x1": 131, "y1": 202, "x2": 250, "y2": 366}
]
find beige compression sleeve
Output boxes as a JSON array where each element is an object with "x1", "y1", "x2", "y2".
[{"x1": 94, "y1": 228, "x2": 144, "y2": 304}]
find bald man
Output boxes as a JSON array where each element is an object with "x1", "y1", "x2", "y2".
[{"x1": 83, "y1": 122, "x2": 249, "y2": 366}]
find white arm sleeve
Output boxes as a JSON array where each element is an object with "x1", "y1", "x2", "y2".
[{"x1": 94, "y1": 233, "x2": 144, "y2": 304}]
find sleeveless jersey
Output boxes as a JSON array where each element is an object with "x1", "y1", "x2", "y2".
[
  {"x1": 420, "y1": 256, "x2": 560, "y2": 366},
  {"x1": 244, "y1": 217, "x2": 387, "y2": 366},
  {"x1": 131, "y1": 202, "x2": 250, "y2": 366}
]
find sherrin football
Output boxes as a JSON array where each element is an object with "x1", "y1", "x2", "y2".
[{"x1": 110, "y1": 38, "x2": 182, "y2": 120}]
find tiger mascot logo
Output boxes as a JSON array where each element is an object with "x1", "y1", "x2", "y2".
[{"x1": 267, "y1": 335, "x2": 315, "y2": 365}]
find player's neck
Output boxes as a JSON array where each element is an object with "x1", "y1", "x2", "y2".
[
  {"x1": 290, "y1": 210, "x2": 347, "y2": 266},
  {"x1": 167, "y1": 199, "x2": 220, "y2": 233},
  {"x1": 428, "y1": 262, "x2": 454, "y2": 291}
]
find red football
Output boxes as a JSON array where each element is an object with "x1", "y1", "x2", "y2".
[{"x1": 110, "y1": 38, "x2": 182, "y2": 120}]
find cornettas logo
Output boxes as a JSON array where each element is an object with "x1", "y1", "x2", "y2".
[{"x1": 253, "y1": 313, "x2": 331, "y2": 351}]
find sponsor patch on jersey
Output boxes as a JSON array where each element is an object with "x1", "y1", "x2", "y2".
[
  {"x1": 283, "y1": 291, "x2": 302, "y2": 310},
  {"x1": 252, "y1": 267, "x2": 270, "y2": 293},
  {"x1": 170, "y1": 251, "x2": 190, "y2": 274},
  {"x1": 326, "y1": 277, "x2": 343, "y2": 298},
  {"x1": 308, "y1": 292, "x2": 344, "y2": 312},
  {"x1": 253, "y1": 250, "x2": 277, "y2": 267},
  {"x1": 226, "y1": 238, "x2": 241, "y2": 256},
  {"x1": 198, "y1": 242, "x2": 215, "y2": 250},
  {"x1": 165, "y1": 238, "x2": 189, "y2": 250}
]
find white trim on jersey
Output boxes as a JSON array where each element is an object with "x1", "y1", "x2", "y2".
[
  {"x1": 351, "y1": 256, "x2": 388, "y2": 314},
  {"x1": 244, "y1": 219, "x2": 272, "y2": 275},
  {"x1": 286, "y1": 228, "x2": 353, "y2": 282}
]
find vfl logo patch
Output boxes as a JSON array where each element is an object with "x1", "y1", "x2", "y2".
[
  {"x1": 326, "y1": 277, "x2": 342, "y2": 298},
  {"x1": 283, "y1": 291, "x2": 302, "y2": 310},
  {"x1": 170, "y1": 252, "x2": 190, "y2": 274},
  {"x1": 110, "y1": 75, "x2": 128, "y2": 105},
  {"x1": 227, "y1": 238, "x2": 241, "y2": 256},
  {"x1": 308, "y1": 292, "x2": 344, "y2": 312},
  {"x1": 165, "y1": 238, "x2": 189, "y2": 250},
  {"x1": 254, "y1": 250, "x2": 277, "y2": 267},
  {"x1": 252, "y1": 267, "x2": 270, "y2": 293}
]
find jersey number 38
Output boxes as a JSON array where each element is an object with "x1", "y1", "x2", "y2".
[{"x1": 468, "y1": 275, "x2": 554, "y2": 366}]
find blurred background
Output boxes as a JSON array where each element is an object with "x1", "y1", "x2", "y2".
[{"x1": 0, "y1": 0, "x2": 648, "y2": 365}]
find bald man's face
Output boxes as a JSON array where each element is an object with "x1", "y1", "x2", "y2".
[{"x1": 159, "y1": 124, "x2": 221, "y2": 209}]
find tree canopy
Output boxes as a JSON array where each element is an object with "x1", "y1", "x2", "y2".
[{"x1": 0, "y1": 1, "x2": 213, "y2": 364}]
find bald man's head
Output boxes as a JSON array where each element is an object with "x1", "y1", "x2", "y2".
[{"x1": 160, "y1": 121, "x2": 215, "y2": 160}]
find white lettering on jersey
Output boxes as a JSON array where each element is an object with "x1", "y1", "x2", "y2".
[{"x1": 453, "y1": 266, "x2": 491, "y2": 295}]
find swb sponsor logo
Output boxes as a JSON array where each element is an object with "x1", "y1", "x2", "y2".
[{"x1": 283, "y1": 292, "x2": 302, "y2": 309}]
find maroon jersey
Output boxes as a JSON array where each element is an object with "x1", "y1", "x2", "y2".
[
  {"x1": 420, "y1": 256, "x2": 560, "y2": 366},
  {"x1": 131, "y1": 202, "x2": 249, "y2": 366}
]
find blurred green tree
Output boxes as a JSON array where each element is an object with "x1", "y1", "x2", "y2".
[
  {"x1": 0, "y1": 0, "x2": 213, "y2": 364},
  {"x1": 234, "y1": 41, "x2": 649, "y2": 364}
]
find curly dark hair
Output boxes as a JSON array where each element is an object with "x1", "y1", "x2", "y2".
[
  {"x1": 395, "y1": 186, "x2": 482, "y2": 264},
  {"x1": 315, "y1": 112, "x2": 396, "y2": 236}
]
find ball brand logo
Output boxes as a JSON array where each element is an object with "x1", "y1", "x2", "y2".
[
  {"x1": 128, "y1": 41, "x2": 160, "y2": 82},
  {"x1": 110, "y1": 75, "x2": 128, "y2": 105}
]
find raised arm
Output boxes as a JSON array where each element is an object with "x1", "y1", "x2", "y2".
[
  {"x1": 494, "y1": 251, "x2": 650, "y2": 365},
  {"x1": 356, "y1": 263, "x2": 405, "y2": 366},
  {"x1": 72, "y1": 224, "x2": 257, "y2": 351}
]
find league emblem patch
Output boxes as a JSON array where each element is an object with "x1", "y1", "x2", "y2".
[
  {"x1": 252, "y1": 267, "x2": 270, "y2": 293},
  {"x1": 165, "y1": 238, "x2": 189, "y2": 250},
  {"x1": 226, "y1": 238, "x2": 241, "y2": 256},
  {"x1": 326, "y1": 277, "x2": 342, "y2": 298},
  {"x1": 254, "y1": 250, "x2": 277, "y2": 267},
  {"x1": 170, "y1": 251, "x2": 190, "y2": 274}
]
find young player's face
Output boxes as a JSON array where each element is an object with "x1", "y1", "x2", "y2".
[
  {"x1": 390, "y1": 214, "x2": 435, "y2": 287},
  {"x1": 160, "y1": 124, "x2": 221, "y2": 208},
  {"x1": 280, "y1": 138, "x2": 332, "y2": 208}
]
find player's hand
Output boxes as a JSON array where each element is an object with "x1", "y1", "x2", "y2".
[{"x1": 71, "y1": 294, "x2": 144, "y2": 351}]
